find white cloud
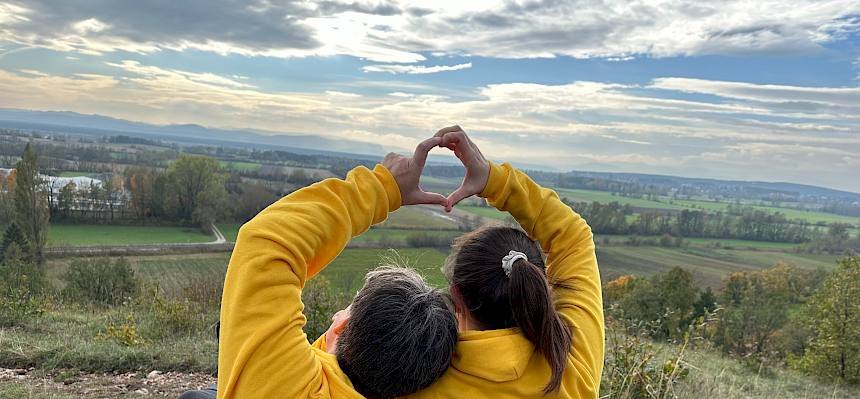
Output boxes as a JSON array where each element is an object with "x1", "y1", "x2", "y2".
[
  {"x1": 363, "y1": 62, "x2": 472, "y2": 74},
  {"x1": 0, "y1": 1, "x2": 858, "y2": 62}
]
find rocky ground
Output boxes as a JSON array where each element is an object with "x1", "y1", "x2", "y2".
[{"x1": 0, "y1": 368, "x2": 216, "y2": 398}]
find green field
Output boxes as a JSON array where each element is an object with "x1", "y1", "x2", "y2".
[
  {"x1": 57, "y1": 171, "x2": 94, "y2": 177},
  {"x1": 596, "y1": 234, "x2": 799, "y2": 250},
  {"x1": 459, "y1": 205, "x2": 508, "y2": 220},
  {"x1": 217, "y1": 223, "x2": 241, "y2": 242},
  {"x1": 47, "y1": 224, "x2": 213, "y2": 247},
  {"x1": 555, "y1": 188, "x2": 687, "y2": 210},
  {"x1": 218, "y1": 160, "x2": 263, "y2": 172},
  {"x1": 671, "y1": 198, "x2": 859, "y2": 225},
  {"x1": 381, "y1": 207, "x2": 459, "y2": 230}
]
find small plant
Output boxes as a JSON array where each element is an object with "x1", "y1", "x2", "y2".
[
  {"x1": 63, "y1": 257, "x2": 138, "y2": 305},
  {"x1": 601, "y1": 304, "x2": 712, "y2": 399},
  {"x1": 96, "y1": 313, "x2": 146, "y2": 347},
  {"x1": 0, "y1": 280, "x2": 44, "y2": 327}
]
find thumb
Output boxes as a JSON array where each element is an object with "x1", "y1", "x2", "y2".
[
  {"x1": 445, "y1": 185, "x2": 472, "y2": 212},
  {"x1": 410, "y1": 190, "x2": 448, "y2": 207}
]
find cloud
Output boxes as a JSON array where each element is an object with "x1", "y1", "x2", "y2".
[
  {"x1": 0, "y1": 63, "x2": 858, "y2": 190},
  {"x1": 362, "y1": 62, "x2": 472, "y2": 74},
  {"x1": 0, "y1": 0, "x2": 858, "y2": 62}
]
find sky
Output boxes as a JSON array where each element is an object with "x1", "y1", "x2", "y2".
[{"x1": 0, "y1": 0, "x2": 859, "y2": 192}]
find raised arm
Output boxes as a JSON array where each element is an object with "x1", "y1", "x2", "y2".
[
  {"x1": 217, "y1": 138, "x2": 446, "y2": 399},
  {"x1": 438, "y1": 126, "x2": 604, "y2": 390}
]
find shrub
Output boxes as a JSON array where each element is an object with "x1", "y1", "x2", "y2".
[
  {"x1": 96, "y1": 313, "x2": 146, "y2": 347},
  {"x1": 63, "y1": 258, "x2": 138, "y2": 305},
  {"x1": 0, "y1": 255, "x2": 45, "y2": 327}
]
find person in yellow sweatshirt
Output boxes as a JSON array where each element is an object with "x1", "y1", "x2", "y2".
[
  {"x1": 317, "y1": 127, "x2": 605, "y2": 399},
  {"x1": 420, "y1": 126, "x2": 604, "y2": 398},
  {"x1": 216, "y1": 137, "x2": 460, "y2": 399}
]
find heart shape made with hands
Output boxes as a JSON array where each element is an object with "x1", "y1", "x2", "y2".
[{"x1": 382, "y1": 126, "x2": 490, "y2": 213}]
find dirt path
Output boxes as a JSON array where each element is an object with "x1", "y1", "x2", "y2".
[{"x1": 0, "y1": 368, "x2": 215, "y2": 399}]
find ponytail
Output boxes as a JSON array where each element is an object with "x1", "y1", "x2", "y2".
[
  {"x1": 446, "y1": 226, "x2": 572, "y2": 395},
  {"x1": 509, "y1": 259, "x2": 571, "y2": 394}
]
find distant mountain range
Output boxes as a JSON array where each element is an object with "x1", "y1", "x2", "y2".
[{"x1": 0, "y1": 108, "x2": 386, "y2": 158}]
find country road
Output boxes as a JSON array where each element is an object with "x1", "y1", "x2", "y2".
[{"x1": 45, "y1": 224, "x2": 233, "y2": 258}]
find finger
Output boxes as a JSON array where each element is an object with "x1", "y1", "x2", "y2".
[
  {"x1": 411, "y1": 190, "x2": 448, "y2": 207},
  {"x1": 412, "y1": 137, "x2": 441, "y2": 167},
  {"x1": 434, "y1": 125, "x2": 463, "y2": 138},
  {"x1": 445, "y1": 185, "x2": 472, "y2": 212}
]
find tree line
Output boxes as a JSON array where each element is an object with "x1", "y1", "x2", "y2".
[{"x1": 568, "y1": 199, "x2": 839, "y2": 243}]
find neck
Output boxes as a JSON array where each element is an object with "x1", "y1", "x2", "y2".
[{"x1": 457, "y1": 311, "x2": 483, "y2": 332}]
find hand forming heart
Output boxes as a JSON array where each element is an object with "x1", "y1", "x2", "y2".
[{"x1": 382, "y1": 126, "x2": 489, "y2": 213}]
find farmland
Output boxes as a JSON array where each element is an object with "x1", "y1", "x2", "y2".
[{"x1": 47, "y1": 224, "x2": 213, "y2": 247}]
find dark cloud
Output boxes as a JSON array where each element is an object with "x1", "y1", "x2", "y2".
[{"x1": 6, "y1": 0, "x2": 320, "y2": 50}]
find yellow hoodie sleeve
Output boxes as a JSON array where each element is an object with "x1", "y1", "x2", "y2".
[
  {"x1": 480, "y1": 162, "x2": 605, "y2": 390},
  {"x1": 217, "y1": 164, "x2": 401, "y2": 399}
]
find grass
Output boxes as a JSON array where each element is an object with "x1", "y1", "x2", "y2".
[
  {"x1": 57, "y1": 171, "x2": 94, "y2": 178},
  {"x1": 555, "y1": 188, "x2": 687, "y2": 211},
  {"x1": 597, "y1": 234, "x2": 799, "y2": 250},
  {"x1": 459, "y1": 205, "x2": 509, "y2": 220},
  {"x1": 47, "y1": 224, "x2": 213, "y2": 247},
  {"x1": 318, "y1": 248, "x2": 449, "y2": 293},
  {"x1": 349, "y1": 228, "x2": 461, "y2": 247},
  {"x1": 216, "y1": 223, "x2": 241, "y2": 243},
  {"x1": 217, "y1": 160, "x2": 262, "y2": 172},
  {"x1": 380, "y1": 207, "x2": 459, "y2": 230},
  {"x1": 671, "y1": 343, "x2": 860, "y2": 398},
  {"x1": 672, "y1": 198, "x2": 860, "y2": 225}
]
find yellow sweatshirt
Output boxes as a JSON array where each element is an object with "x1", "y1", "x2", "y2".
[
  {"x1": 217, "y1": 164, "x2": 401, "y2": 399},
  {"x1": 404, "y1": 162, "x2": 605, "y2": 398},
  {"x1": 217, "y1": 161, "x2": 604, "y2": 399}
]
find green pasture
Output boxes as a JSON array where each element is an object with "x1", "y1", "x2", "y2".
[
  {"x1": 459, "y1": 205, "x2": 508, "y2": 220},
  {"x1": 47, "y1": 224, "x2": 213, "y2": 247},
  {"x1": 554, "y1": 188, "x2": 686, "y2": 210},
  {"x1": 218, "y1": 160, "x2": 263, "y2": 172},
  {"x1": 57, "y1": 171, "x2": 94, "y2": 177},
  {"x1": 381, "y1": 207, "x2": 459, "y2": 230},
  {"x1": 596, "y1": 234, "x2": 799, "y2": 250}
]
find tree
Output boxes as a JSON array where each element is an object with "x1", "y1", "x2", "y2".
[
  {"x1": 125, "y1": 166, "x2": 156, "y2": 222},
  {"x1": 0, "y1": 223, "x2": 28, "y2": 263},
  {"x1": 795, "y1": 255, "x2": 860, "y2": 383},
  {"x1": 13, "y1": 143, "x2": 49, "y2": 264},
  {"x1": 714, "y1": 264, "x2": 817, "y2": 358},
  {"x1": 618, "y1": 267, "x2": 698, "y2": 339},
  {"x1": 167, "y1": 155, "x2": 225, "y2": 224}
]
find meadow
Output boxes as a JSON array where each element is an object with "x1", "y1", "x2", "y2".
[{"x1": 47, "y1": 224, "x2": 214, "y2": 247}]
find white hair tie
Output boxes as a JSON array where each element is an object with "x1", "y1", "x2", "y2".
[{"x1": 501, "y1": 250, "x2": 528, "y2": 277}]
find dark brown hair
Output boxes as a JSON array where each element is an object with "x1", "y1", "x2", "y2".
[
  {"x1": 337, "y1": 266, "x2": 458, "y2": 399},
  {"x1": 445, "y1": 226, "x2": 571, "y2": 394}
]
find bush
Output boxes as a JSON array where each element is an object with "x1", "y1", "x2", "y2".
[
  {"x1": 95, "y1": 313, "x2": 146, "y2": 347},
  {"x1": 62, "y1": 258, "x2": 138, "y2": 305},
  {"x1": 0, "y1": 255, "x2": 45, "y2": 327}
]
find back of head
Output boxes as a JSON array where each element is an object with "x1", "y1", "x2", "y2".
[
  {"x1": 336, "y1": 267, "x2": 458, "y2": 399},
  {"x1": 446, "y1": 226, "x2": 572, "y2": 394}
]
